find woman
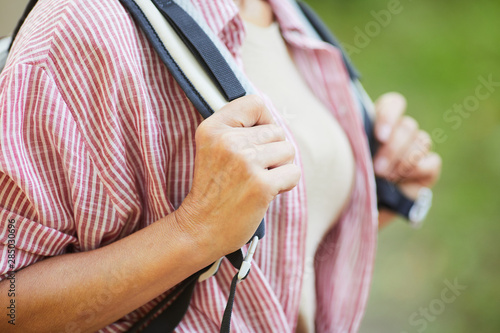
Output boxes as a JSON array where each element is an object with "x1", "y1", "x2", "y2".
[{"x1": 0, "y1": 0, "x2": 441, "y2": 332}]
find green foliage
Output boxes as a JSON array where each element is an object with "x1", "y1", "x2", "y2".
[{"x1": 305, "y1": 0, "x2": 500, "y2": 332}]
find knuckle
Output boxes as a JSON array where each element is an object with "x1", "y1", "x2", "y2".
[
  {"x1": 285, "y1": 142, "x2": 296, "y2": 161},
  {"x1": 256, "y1": 126, "x2": 274, "y2": 143},
  {"x1": 272, "y1": 125, "x2": 286, "y2": 140},
  {"x1": 396, "y1": 159, "x2": 416, "y2": 178},
  {"x1": 253, "y1": 176, "x2": 272, "y2": 195},
  {"x1": 419, "y1": 130, "x2": 431, "y2": 140},
  {"x1": 281, "y1": 165, "x2": 301, "y2": 192},
  {"x1": 241, "y1": 146, "x2": 258, "y2": 163},
  {"x1": 408, "y1": 146, "x2": 426, "y2": 165},
  {"x1": 418, "y1": 130, "x2": 432, "y2": 149},
  {"x1": 246, "y1": 94, "x2": 266, "y2": 111},
  {"x1": 221, "y1": 133, "x2": 250, "y2": 153},
  {"x1": 381, "y1": 143, "x2": 396, "y2": 160},
  {"x1": 400, "y1": 116, "x2": 419, "y2": 132}
]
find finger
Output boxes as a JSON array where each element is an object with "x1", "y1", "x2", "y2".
[
  {"x1": 390, "y1": 130, "x2": 432, "y2": 181},
  {"x1": 374, "y1": 116, "x2": 419, "y2": 178},
  {"x1": 252, "y1": 141, "x2": 295, "y2": 169},
  {"x1": 264, "y1": 163, "x2": 301, "y2": 195},
  {"x1": 374, "y1": 92, "x2": 407, "y2": 142},
  {"x1": 399, "y1": 152, "x2": 442, "y2": 187},
  {"x1": 235, "y1": 124, "x2": 286, "y2": 145},
  {"x1": 212, "y1": 95, "x2": 275, "y2": 128}
]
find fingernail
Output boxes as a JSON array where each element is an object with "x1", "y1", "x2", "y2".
[
  {"x1": 378, "y1": 125, "x2": 391, "y2": 142},
  {"x1": 375, "y1": 157, "x2": 389, "y2": 174}
]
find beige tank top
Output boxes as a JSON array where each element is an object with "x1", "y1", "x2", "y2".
[{"x1": 240, "y1": 20, "x2": 356, "y2": 332}]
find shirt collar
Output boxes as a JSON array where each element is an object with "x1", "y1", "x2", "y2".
[
  {"x1": 192, "y1": 0, "x2": 319, "y2": 52},
  {"x1": 267, "y1": 0, "x2": 309, "y2": 37},
  {"x1": 191, "y1": 0, "x2": 240, "y2": 36},
  {"x1": 267, "y1": 0, "x2": 335, "y2": 51}
]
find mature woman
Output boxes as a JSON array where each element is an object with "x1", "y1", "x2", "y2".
[{"x1": 0, "y1": 0, "x2": 441, "y2": 332}]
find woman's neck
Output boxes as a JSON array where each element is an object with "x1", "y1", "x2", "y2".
[{"x1": 236, "y1": 0, "x2": 274, "y2": 27}]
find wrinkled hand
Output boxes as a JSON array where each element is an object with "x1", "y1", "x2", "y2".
[
  {"x1": 373, "y1": 93, "x2": 442, "y2": 226},
  {"x1": 176, "y1": 95, "x2": 301, "y2": 258}
]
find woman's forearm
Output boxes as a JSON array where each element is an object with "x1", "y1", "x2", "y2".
[{"x1": 0, "y1": 209, "x2": 216, "y2": 333}]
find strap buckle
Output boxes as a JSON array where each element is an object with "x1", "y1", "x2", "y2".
[
  {"x1": 238, "y1": 236, "x2": 259, "y2": 280},
  {"x1": 198, "y1": 236, "x2": 260, "y2": 282},
  {"x1": 408, "y1": 187, "x2": 433, "y2": 228}
]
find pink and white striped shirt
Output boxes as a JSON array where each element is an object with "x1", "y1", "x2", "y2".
[{"x1": 0, "y1": 0, "x2": 378, "y2": 331}]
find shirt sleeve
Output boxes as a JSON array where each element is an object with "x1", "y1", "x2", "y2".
[{"x1": 0, "y1": 64, "x2": 85, "y2": 280}]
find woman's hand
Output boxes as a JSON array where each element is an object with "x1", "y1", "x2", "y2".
[
  {"x1": 373, "y1": 92, "x2": 442, "y2": 228},
  {"x1": 177, "y1": 95, "x2": 301, "y2": 258}
]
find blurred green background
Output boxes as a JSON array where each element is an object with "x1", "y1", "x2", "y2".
[
  {"x1": 2, "y1": 0, "x2": 499, "y2": 332},
  {"x1": 305, "y1": 0, "x2": 500, "y2": 332}
]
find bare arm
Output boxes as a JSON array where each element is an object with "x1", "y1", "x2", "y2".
[{"x1": 0, "y1": 208, "x2": 216, "y2": 333}]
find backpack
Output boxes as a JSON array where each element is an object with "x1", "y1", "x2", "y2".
[{"x1": 1, "y1": 0, "x2": 432, "y2": 332}]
